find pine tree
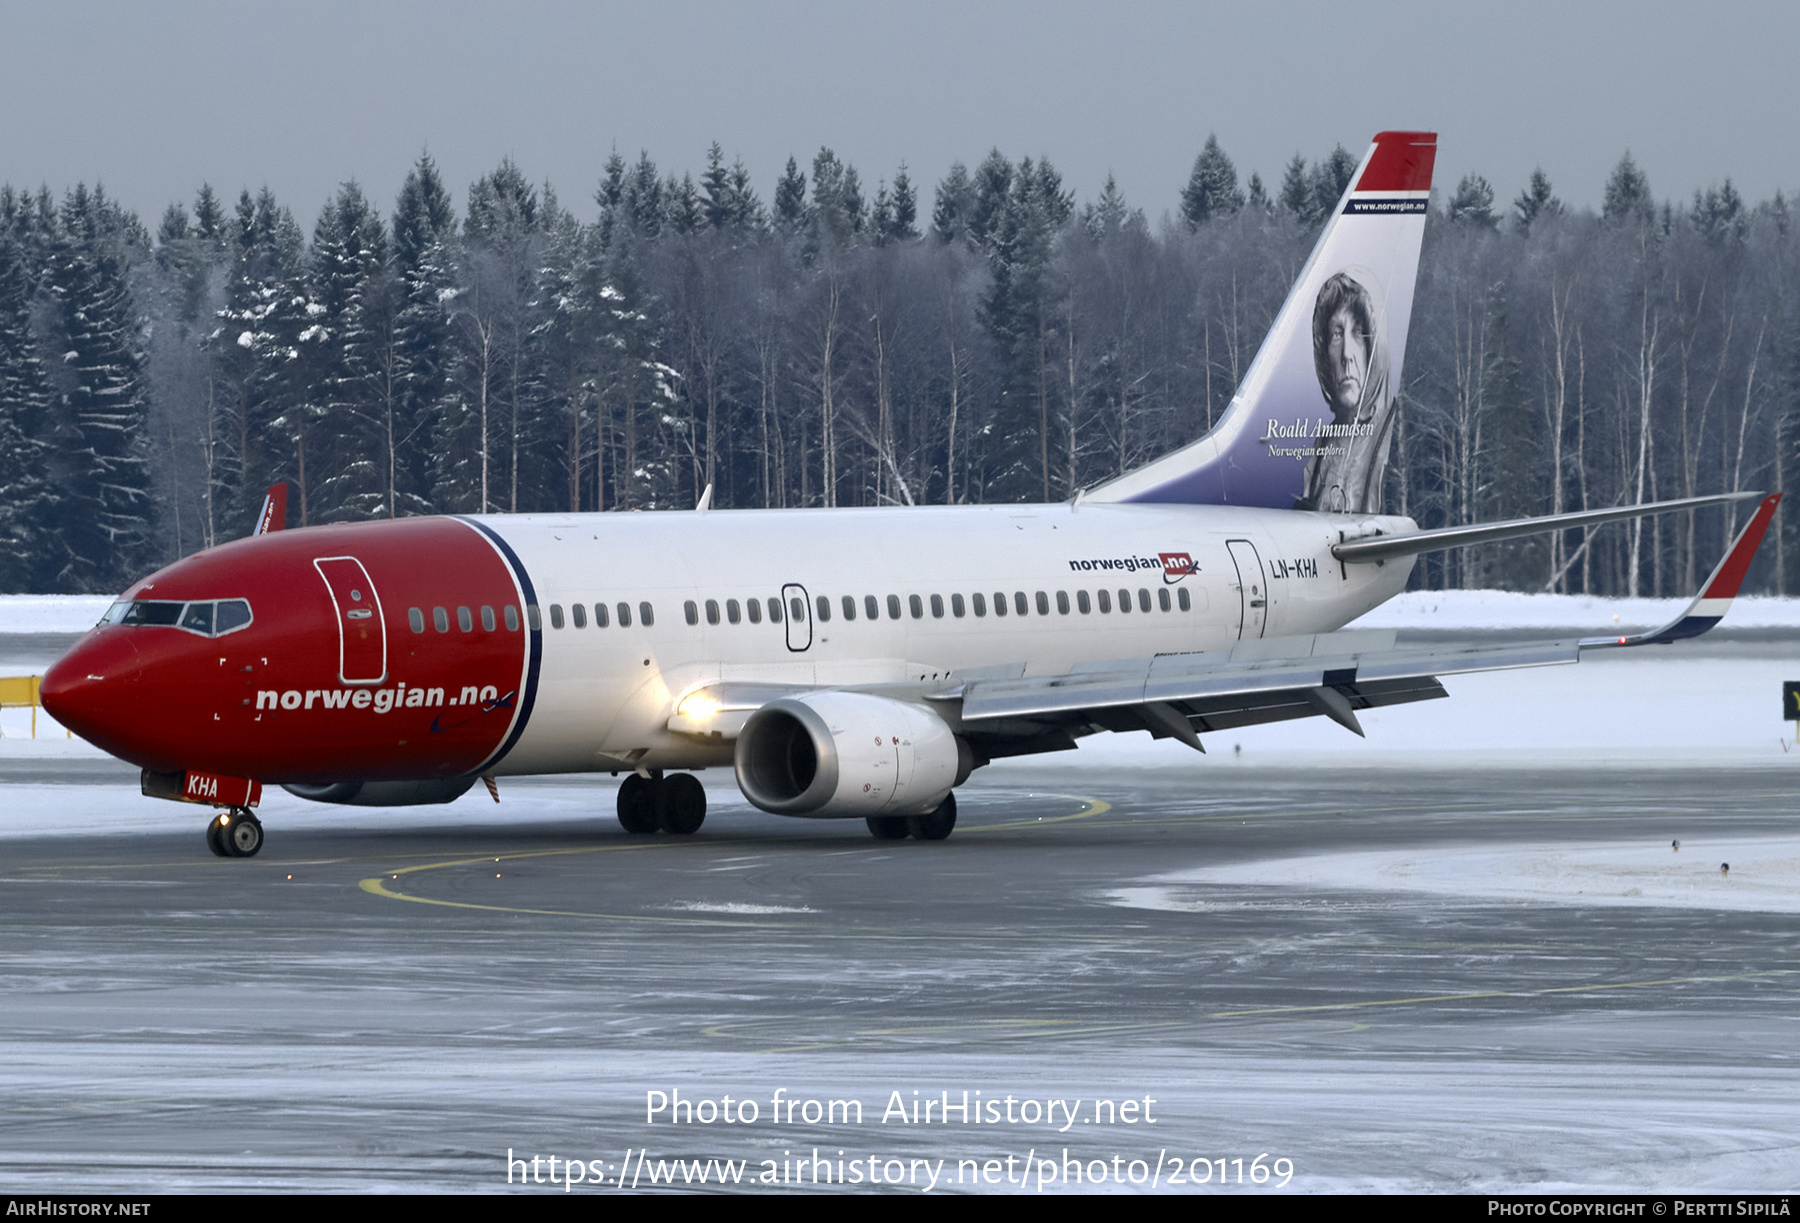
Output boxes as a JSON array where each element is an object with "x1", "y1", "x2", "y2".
[
  {"x1": 1308, "y1": 145, "x2": 1357, "y2": 223},
  {"x1": 596, "y1": 150, "x2": 629, "y2": 248},
  {"x1": 968, "y1": 150, "x2": 1013, "y2": 251},
  {"x1": 1693, "y1": 179, "x2": 1747, "y2": 245},
  {"x1": 666, "y1": 172, "x2": 703, "y2": 235},
  {"x1": 310, "y1": 181, "x2": 393, "y2": 519},
  {"x1": 983, "y1": 155, "x2": 1075, "y2": 501},
  {"x1": 888, "y1": 164, "x2": 919, "y2": 241},
  {"x1": 1179, "y1": 133, "x2": 1244, "y2": 229},
  {"x1": 1512, "y1": 168, "x2": 1561, "y2": 233},
  {"x1": 1246, "y1": 171, "x2": 1270, "y2": 212},
  {"x1": 701, "y1": 143, "x2": 733, "y2": 231},
  {"x1": 1277, "y1": 153, "x2": 1310, "y2": 217},
  {"x1": 391, "y1": 153, "x2": 458, "y2": 516},
  {"x1": 1448, "y1": 174, "x2": 1498, "y2": 230},
  {"x1": 1603, "y1": 153, "x2": 1654, "y2": 226},
  {"x1": 0, "y1": 223, "x2": 52, "y2": 589},
  {"x1": 932, "y1": 161, "x2": 973, "y2": 244},
  {"x1": 773, "y1": 157, "x2": 808, "y2": 236},
  {"x1": 41, "y1": 185, "x2": 153, "y2": 590}
]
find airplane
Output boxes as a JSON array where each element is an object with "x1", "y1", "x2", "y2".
[{"x1": 40, "y1": 131, "x2": 1780, "y2": 858}]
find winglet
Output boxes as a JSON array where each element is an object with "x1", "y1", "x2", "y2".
[
  {"x1": 254, "y1": 484, "x2": 287, "y2": 536},
  {"x1": 1582, "y1": 493, "x2": 1782, "y2": 648}
]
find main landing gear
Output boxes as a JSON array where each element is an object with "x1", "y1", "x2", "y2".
[
  {"x1": 206, "y1": 807, "x2": 264, "y2": 858},
  {"x1": 867, "y1": 792, "x2": 957, "y2": 842},
  {"x1": 617, "y1": 772, "x2": 707, "y2": 835}
]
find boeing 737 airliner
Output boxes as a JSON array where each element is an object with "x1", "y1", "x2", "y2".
[{"x1": 40, "y1": 132, "x2": 1779, "y2": 857}]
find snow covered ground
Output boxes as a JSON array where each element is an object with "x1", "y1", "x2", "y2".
[{"x1": 1112, "y1": 835, "x2": 1800, "y2": 915}]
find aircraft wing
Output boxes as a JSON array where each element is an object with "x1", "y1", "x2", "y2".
[{"x1": 945, "y1": 492, "x2": 1782, "y2": 757}]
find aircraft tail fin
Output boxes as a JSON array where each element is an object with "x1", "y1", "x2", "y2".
[
  {"x1": 1088, "y1": 131, "x2": 1436, "y2": 513},
  {"x1": 254, "y1": 484, "x2": 287, "y2": 536}
]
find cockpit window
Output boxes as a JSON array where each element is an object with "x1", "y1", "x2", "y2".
[
  {"x1": 179, "y1": 602, "x2": 214, "y2": 635},
  {"x1": 104, "y1": 598, "x2": 253, "y2": 638},
  {"x1": 214, "y1": 600, "x2": 252, "y2": 635},
  {"x1": 117, "y1": 601, "x2": 184, "y2": 627}
]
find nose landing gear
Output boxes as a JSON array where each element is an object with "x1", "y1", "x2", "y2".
[
  {"x1": 206, "y1": 808, "x2": 264, "y2": 858},
  {"x1": 616, "y1": 772, "x2": 707, "y2": 835}
]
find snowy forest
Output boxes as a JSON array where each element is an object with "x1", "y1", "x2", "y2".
[{"x1": 0, "y1": 137, "x2": 1796, "y2": 597}]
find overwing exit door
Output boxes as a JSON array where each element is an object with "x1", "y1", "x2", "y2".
[
  {"x1": 313, "y1": 556, "x2": 388, "y2": 683},
  {"x1": 782, "y1": 583, "x2": 812, "y2": 652},
  {"x1": 1226, "y1": 539, "x2": 1267, "y2": 640}
]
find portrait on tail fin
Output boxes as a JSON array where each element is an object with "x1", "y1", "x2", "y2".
[{"x1": 1297, "y1": 267, "x2": 1394, "y2": 513}]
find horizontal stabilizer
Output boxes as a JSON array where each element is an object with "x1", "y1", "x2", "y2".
[{"x1": 1331, "y1": 491, "x2": 1761, "y2": 563}]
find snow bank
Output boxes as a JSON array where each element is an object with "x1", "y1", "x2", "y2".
[
  {"x1": 0, "y1": 595, "x2": 112, "y2": 634},
  {"x1": 1111, "y1": 835, "x2": 1800, "y2": 914},
  {"x1": 1348, "y1": 590, "x2": 1800, "y2": 631}
]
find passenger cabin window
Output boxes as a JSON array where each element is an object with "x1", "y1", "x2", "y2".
[
  {"x1": 1014, "y1": 592, "x2": 1029, "y2": 616},
  {"x1": 1177, "y1": 588, "x2": 1191, "y2": 612},
  {"x1": 973, "y1": 593, "x2": 987, "y2": 617},
  {"x1": 617, "y1": 602, "x2": 632, "y2": 627},
  {"x1": 951, "y1": 593, "x2": 965, "y2": 618},
  {"x1": 842, "y1": 595, "x2": 857, "y2": 621},
  {"x1": 481, "y1": 605, "x2": 497, "y2": 631},
  {"x1": 684, "y1": 600, "x2": 699, "y2": 626},
  {"x1": 1055, "y1": 591, "x2": 1070, "y2": 615},
  {"x1": 527, "y1": 604, "x2": 541, "y2": 631},
  {"x1": 1158, "y1": 588, "x2": 1172, "y2": 612},
  {"x1": 1098, "y1": 589, "x2": 1112, "y2": 613},
  {"x1": 706, "y1": 599, "x2": 720, "y2": 625},
  {"x1": 865, "y1": 595, "x2": 879, "y2": 620},
  {"x1": 1076, "y1": 591, "x2": 1091, "y2": 614},
  {"x1": 458, "y1": 606, "x2": 474, "y2": 632},
  {"x1": 816, "y1": 595, "x2": 831, "y2": 623},
  {"x1": 766, "y1": 598, "x2": 781, "y2": 624},
  {"x1": 789, "y1": 596, "x2": 805, "y2": 622},
  {"x1": 548, "y1": 604, "x2": 564, "y2": 630},
  {"x1": 930, "y1": 594, "x2": 945, "y2": 618},
  {"x1": 909, "y1": 595, "x2": 924, "y2": 619},
  {"x1": 886, "y1": 595, "x2": 901, "y2": 620},
  {"x1": 1035, "y1": 591, "x2": 1049, "y2": 616},
  {"x1": 1138, "y1": 588, "x2": 1152, "y2": 613},
  {"x1": 408, "y1": 608, "x2": 425, "y2": 634},
  {"x1": 571, "y1": 603, "x2": 586, "y2": 628},
  {"x1": 746, "y1": 599, "x2": 761, "y2": 624},
  {"x1": 1117, "y1": 588, "x2": 1131, "y2": 613},
  {"x1": 992, "y1": 592, "x2": 1006, "y2": 617},
  {"x1": 727, "y1": 599, "x2": 741, "y2": 624},
  {"x1": 639, "y1": 602, "x2": 655, "y2": 627},
  {"x1": 505, "y1": 605, "x2": 520, "y2": 631},
  {"x1": 434, "y1": 606, "x2": 451, "y2": 632},
  {"x1": 594, "y1": 603, "x2": 609, "y2": 628}
]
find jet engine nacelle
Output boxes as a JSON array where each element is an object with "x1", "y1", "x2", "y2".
[
  {"x1": 282, "y1": 779, "x2": 476, "y2": 807},
  {"x1": 734, "y1": 692, "x2": 970, "y2": 818}
]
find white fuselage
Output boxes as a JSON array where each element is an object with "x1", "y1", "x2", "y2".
[{"x1": 483, "y1": 502, "x2": 1416, "y2": 775}]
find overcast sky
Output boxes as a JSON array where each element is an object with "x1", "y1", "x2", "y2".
[{"x1": 4, "y1": 0, "x2": 1796, "y2": 231}]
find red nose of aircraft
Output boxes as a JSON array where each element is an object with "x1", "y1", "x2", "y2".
[
  {"x1": 39, "y1": 517, "x2": 539, "y2": 785},
  {"x1": 40, "y1": 627, "x2": 147, "y2": 761}
]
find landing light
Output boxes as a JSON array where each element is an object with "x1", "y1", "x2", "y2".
[{"x1": 679, "y1": 695, "x2": 722, "y2": 722}]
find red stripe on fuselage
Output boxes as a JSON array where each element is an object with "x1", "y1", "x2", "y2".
[{"x1": 42, "y1": 517, "x2": 531, "y2": 784}]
